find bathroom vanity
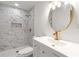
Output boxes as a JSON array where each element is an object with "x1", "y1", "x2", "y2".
[{"x1": 33, "y1": 36, "x2": 79, "y2": 57}]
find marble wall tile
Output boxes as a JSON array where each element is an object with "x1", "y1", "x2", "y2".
[{"x1": 0, "y1": 5, "x2": 34, "y2": 52}]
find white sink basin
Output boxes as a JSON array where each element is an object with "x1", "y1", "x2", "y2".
[
  {"x1": 52, "y1": 41, "x2": 66, "y2": 47},
  {"x1": 48, "y1": 38, "x2": 66, "y2": 47}
]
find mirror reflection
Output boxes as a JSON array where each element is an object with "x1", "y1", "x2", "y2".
[{"x1": 49, "y1": 1, "x2": 73, "y2": 40}]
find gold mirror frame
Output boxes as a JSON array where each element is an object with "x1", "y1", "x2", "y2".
[{"x1": 48, "y1": 2, "x2": 73, "y2": 40}]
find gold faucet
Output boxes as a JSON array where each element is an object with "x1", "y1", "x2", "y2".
[{"x1": 53, "y1": 32, "x2": 60, "y2": 40}]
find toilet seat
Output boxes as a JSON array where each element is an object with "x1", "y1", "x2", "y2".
[{"x1": 17, "y1": 46, "x2": 33, "y2": 57}]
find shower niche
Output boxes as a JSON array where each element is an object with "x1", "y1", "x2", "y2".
[{"x1": 11, "y1": 22, "x2": 22, "y2": 28}]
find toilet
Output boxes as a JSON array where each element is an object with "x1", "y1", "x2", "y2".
[{"x1": 17, "y1": 46, "x2": 33, "y2": 57}]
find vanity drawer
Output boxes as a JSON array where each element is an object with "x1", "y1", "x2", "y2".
[{"x1": 38, "y1": 43, "x2": 59, "y2": 57}]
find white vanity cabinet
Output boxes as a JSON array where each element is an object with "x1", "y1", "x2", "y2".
[
  {"x1": 33, "y1": 37, "x2": 66, "y2": 57},
  {"x1": 33, "y1": 36, "x2": 79, "y2": 57},
  {"x1": 33, "y1": 40, "x2": 40, "y2": 57},
  {"x1": 36, "y1": 42, "x2": 59, "y2": 57}
]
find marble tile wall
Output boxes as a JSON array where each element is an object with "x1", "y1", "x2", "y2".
[{"x1": 0, "y1": 5, "x2": 33, "y2": 52}]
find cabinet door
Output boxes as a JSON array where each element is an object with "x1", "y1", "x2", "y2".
[{"x1": 38, "y1": 43, "x2": 59, "y2": 57}]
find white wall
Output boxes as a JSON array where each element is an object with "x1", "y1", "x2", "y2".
[
  {"x1": 61, "y1": 1, "x2": 79, "y2": 43},
  {"x1": 34, "y1": 1, "x2": 79, "y2": 44},
  {"x1": 34, "y1": 2, "x2": 54, "y2": 37}
]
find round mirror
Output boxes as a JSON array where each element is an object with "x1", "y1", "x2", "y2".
[{"x1": 49, "y1": 1, "x2": 73, "y2": 40}]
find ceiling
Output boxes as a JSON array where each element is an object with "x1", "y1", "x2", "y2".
[{"x1": 0, "y1": 1, "x2": 37, "y2": 11}]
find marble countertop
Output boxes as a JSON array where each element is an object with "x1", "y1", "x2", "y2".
[{"x1": 34, "y1": 36, "x2": 79, "y2": 57}]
